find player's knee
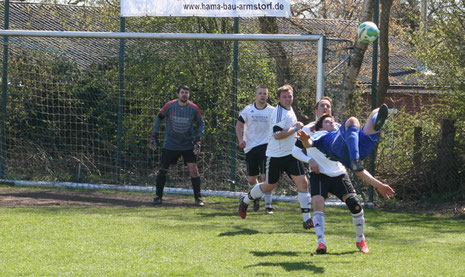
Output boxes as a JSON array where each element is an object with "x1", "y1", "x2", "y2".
[
  {"x1": 345, "y1": 195, "x2": 362, "y2": 214},
  {"x1": 346, "y1": 117, "x2": 360, "y2": 128}
]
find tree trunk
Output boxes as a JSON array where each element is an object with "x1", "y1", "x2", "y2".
[
  {"x1": 337, "y1": 0, "x2": 374, "y2": 120},
  {"x1": 258, "y1": 17, "x2": 291, "y2": 86},
  {"x1": 377, "y1": 0, "x2": 394, "y2": 107}
]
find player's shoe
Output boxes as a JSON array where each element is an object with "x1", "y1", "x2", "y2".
[
  {"x1": 374, "y1": 104, "x2": 389, "y2": 131},
  {"x1": 316, "y1": 242, "x2": 327, "y2": 254},
  {"x1": 152, "y1": 196, "x2": 162, "y2": 205},
  {"x1": 195, "y1": 198, "x2": 205, "y2": 207},
  {"x1": 350, "y1": 158, "x2": 364, "y2": 172},
  {"x1": 238, "y1": 196, "x2": 249, "y2": 219},
  {"x1": 265, "y1": 207, "x2": 274, "y2": 215},
  {"x1": 303, "y1": 218, "x2": 314, "y2": 230},
  {"x1": 356, "y1": 240, "x2": 370, "y2": 254},
  {"x1": 253, "y1": 198, "x2": 260, "y2": 212}
]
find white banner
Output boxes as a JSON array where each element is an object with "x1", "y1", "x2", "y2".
[{"x1": 121, "y1": 0, "x2": 291, "y2": 17}]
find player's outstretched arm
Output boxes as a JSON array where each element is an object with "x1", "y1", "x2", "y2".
[{"x1": 354, "y1": 170, "x2": 395, "y2": 199}]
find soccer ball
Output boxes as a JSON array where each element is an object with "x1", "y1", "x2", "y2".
[{"x1": 357, "y1": 21, "x2": 379, "y2": 43}]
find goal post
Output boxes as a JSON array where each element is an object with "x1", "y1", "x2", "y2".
[{"x1": 0, "y1": 29, "x2": 330, "y2": 195}]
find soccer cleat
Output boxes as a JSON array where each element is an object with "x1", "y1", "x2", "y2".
[
  {"x1": 356, "y1": 240, "x2": 370, "y2": 254},
  {"x1": 350, "y1": 158, "x2": 364, "y2": 172},
  {"x1": 238, "y1": 196, "x2": 249, "y2": 219},
  {"x1": 374, "y1": 104, "x2": 389, "y2": 131},
  {"x1": 152, "y1": 196, "x2": 162, "y2": 205},
  {"x1": 316, "y1": 242, "x2": 327, "y2": 254},
  {"x1": 195, "y1": 198, "x2": 205, "y2": 207},
  {"x1": 253, "y1": 198, "x2": 260, "y2": 212},
  {"x1": 303, "y1": 218, "x2": 314, "y2": 230},
  {"x1": 265, "y1": 207, "x2": 274, "y2": 215}
]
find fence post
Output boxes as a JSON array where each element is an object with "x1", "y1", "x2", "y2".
[
  {"x1": 116, "y1": 17, "x2": 126, "y2": 182},
  {"x1": 413, "y1": 126, "x2": 422, "y2": 174},
  {"x1": 0, "y1": 0, "x2": 10, "y2": 178},
  {"x1": 436, "y1": 118, "x2": 457, "y2": 192}
]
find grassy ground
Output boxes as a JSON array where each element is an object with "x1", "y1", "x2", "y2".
[{"x1": 1, "y1": 195, "x2": 464, "y2": 276}]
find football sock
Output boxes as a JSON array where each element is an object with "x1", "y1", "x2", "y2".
[
  {"x1": 371, "y1": 112, "x2": 378, "y2": 126},
  {"x1": 345, "y1": 125, "x2": 360, "y2": 162},
  {"x1": 155, "y1": 170, "x2": 167, "y2": 198},
  {"x1": 298, "y1": 191, "x2": 311, "y2": 222},
  {"x1": 313, "y1": 211, "x2": 326, "y2": 245},
  {"x1": 243, "y1": 183, "x2": 263, "y2": 205},
  {"x1": 191, "y1": 177, "x2": 201, "y2": 199},
  {"x1": 352, "y1": 210, "x2": 366, "y2": 242},
  {"x1": 264, "y1": 191, "x2": 272, "y2": 208}
]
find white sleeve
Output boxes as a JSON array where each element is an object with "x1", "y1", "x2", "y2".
[
  {"x1": 292, "y1": 145, "x2": 310, "y2": 163},
  {"x1": 239, "y1": 106, "x2": 248, "y2": 121}
]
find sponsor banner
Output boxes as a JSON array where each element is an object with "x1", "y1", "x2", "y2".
[{"x1": 121, "y1": 0, "x2": 291, "y2": 17}]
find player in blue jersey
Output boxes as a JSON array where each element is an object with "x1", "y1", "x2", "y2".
[
  {"x1": 149, "y1": 85, "x2": 205, "y2": 206},
  {"x1": 297, "y1": 104, "x2": 395, "y2": 200}
]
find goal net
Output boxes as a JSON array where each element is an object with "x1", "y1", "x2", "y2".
[{"x1": 0, "y1": 15, "x2": 352, "y2": 196}]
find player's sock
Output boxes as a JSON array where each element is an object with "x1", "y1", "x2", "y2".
[
  {"x1": 352, "y1": 210, "x2": 366, "y2": 242},
  {"x1": 191, "y1": 177, "x2": 201, "y2": 199},
  {"x1": 264, "y1": 191, "x2": 272, "y2": 208},
  {"x1": 345, "y1": 125, "x2": 360, "y2": 162},
  {"x1": 243, "y1": 183, "x2": 263, "y2": 205},
  {"x1": 298, "y1": 191, "x2": 311, "y2": 222},
  {"x1": 155, "y1": 170, "x2": 167, "y2": 198},
  {"x1": 313, "y1": 211, "x2": 326, "y2": 245}
]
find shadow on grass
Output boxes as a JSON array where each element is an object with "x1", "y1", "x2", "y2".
[
  {"x1": 251, "y1": 250, "x2": 304, "y2": 257},
  {"x1": 218, "y1": 226, "x2": 260, "y2": 236},
  {"x1": 245, "y1": 261, "x2": 324, "y2": 273}
]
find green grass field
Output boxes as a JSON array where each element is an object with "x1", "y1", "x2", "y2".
[{"x1": 1, "y1": 194, "x2": 464, "y2": 276}]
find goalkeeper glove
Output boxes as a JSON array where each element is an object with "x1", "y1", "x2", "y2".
[{"x1": 149, "y1": 133, "x2": 160, "y2": 149}]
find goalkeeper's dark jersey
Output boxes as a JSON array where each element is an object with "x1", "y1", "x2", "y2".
[{"x1": 153, "y1": 100, "x2": 204, "y2": 151}]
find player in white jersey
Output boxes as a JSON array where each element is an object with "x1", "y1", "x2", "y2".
[
  {"x1": 236, "y1": 86, "x2": 275, "y2": 214},
  {"x1": 238, "y1": 85, "x2": 314, "y2": 230},
  {"x1": 292, "y1": 96, "x2": 381, "y2": 254}
]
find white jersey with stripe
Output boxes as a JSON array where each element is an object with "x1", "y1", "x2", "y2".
[
  {"x1": 292, "y1": 123, "x2": 346, "y2": 177},
  {"x1": 266, "y1": 104, "x2": 297, "y2": 158},
  {"x1": 239, "y1": 103, "x2": 275, "y2": 153}
]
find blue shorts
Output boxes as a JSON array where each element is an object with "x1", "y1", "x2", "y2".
[{"x1": 314, "y1": 121, "x2": 379, "y2": 168}]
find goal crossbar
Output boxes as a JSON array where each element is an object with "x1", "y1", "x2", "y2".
[{"x1": 0, "y1": 29, "x2": 326, "y2": 101}]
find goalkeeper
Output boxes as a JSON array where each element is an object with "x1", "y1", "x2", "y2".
[{"x1": 148, "y1": 85, "x2": 205, "y2": 206}]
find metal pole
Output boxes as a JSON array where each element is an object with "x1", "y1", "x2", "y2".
[
  {"x1": 369, "y1": 0, "x2": 380, "y2": 202},
  {"x1": 230, "y1": 17, "x2": 239, "y2": 191},
  {"x1": 117, "y1": 17, "x2": 126, "y2": 182},
  {"x1": 0, "y1": 0, "x2": 10, "y2": 178},
  {"x1": 316, "y1": 35, "x2": 326, "y2": 103},
  {"x1": 0, "y1": 30, "x2": 323, "y2": 41}
]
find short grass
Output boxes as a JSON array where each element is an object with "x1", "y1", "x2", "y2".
[{"x1": 1, "y1": 195, "x2": 464, "y2": 276}]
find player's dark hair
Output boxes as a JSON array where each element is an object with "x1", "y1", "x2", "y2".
[
  {"x1": 277, "y1": 84, "x2": 293, "y2": 98},
  {"x1": 177, "y1": 85, "x2": 190, "y2": 94},
  {"x1": 315, "y1": 113, "x2": 333, "y2": 131}
]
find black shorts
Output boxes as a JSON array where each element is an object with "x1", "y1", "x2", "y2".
[
  {"x1": 159, "y1": 148, "x2": 197, "y2": 170},
  {"x1": 309, "y1": 172, "x2": 355, "y2": 200},
  {"x1": 266, "y1": 154, "x2": 306, "y2": 185},
  {"x1": 245, "y1": 144, "x2": 267, "y2": 176}
]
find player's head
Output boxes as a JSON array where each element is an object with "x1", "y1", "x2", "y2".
[
  {"x1": 315, "y1": 96, "x2": 333, "y2": 117},
  {"x1": 176, "y1": 85, "x2": 190, "y2": 103},
  {"x1": 255, "y1": 85, "x2": 269, "y2": 105},
  {"x1": 315, "y1": 113, "x2": 337, "y2": 131},
  {"x1": 277, "y1": 85, "x2": 294, "y2": 109}
]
